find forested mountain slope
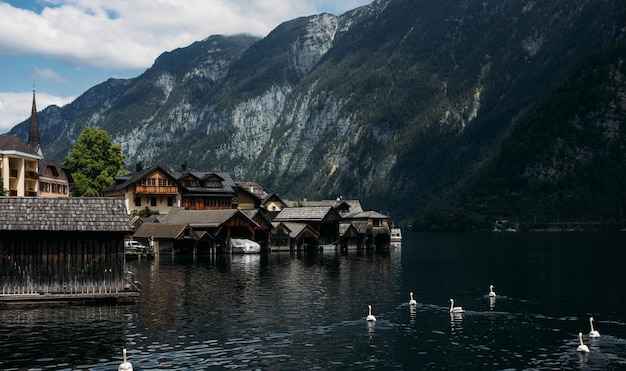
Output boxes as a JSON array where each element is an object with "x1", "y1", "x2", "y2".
[{"x1": 10, "y1": 0, "x2": 626, "y2": 226}]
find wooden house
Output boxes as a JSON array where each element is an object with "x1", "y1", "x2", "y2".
[
  {"x1": 0, "y1": 197, "x2": 138, "y2": 304},
  {"x1": 104, "y1": 164, "x2": 181, "y2": 215},
  {"x1": 272, "y1": 206, "x2": 341, "y2": 247},
  {"x1": 172, "y1": 170, "x2": 237, "y2": 211},
  {"x1": 262, "y1": 192, "x2": 288, "y2": 219}
]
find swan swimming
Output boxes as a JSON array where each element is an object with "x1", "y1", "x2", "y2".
[
  {"x1": 577, "y1": 332, "x2": 590, "y2": 353},
  {"x1": 589, "y1": 317, "x2": 601, "y2": 338},
  {"x1": 409, "y1": 292, "x2": 417, "y2": 306},
  {"x1": 118, "y1": 348, "x2": 133, "y2": 371},
  {"x1": 366, "y1": 305, "x2": 376, "y2": 322},
  {"x1": 489, "y1": 285, "x2": 496, "y2": 297},
  {"x1": 449, "y1": 298, "x2": 464, "y2": 313}
]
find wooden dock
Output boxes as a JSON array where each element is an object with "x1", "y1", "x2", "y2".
[{"x1": 0, "y1": 291, "x2": 140, "y2": 307}]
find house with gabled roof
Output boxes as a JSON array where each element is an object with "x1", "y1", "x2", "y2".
[
  {"x1": 273, "y1": 206, "x2": 341, "y2": 247},
  {"x1": 262, "y1": 192, "x2": 287, "y2": 217},
  {"x1": 104, "y1": 164, "x2": 181, "y2": 215},
  {"x1": 170, "y1": 169, "x2": 237, "y2": 211},
  {"x1": 0, "y1": 89, "x2": 71, "y2": 198},
  {"x1": 0, "y1": 197, "x2": 138, "y2": 304},
  {"x1": 0, "y1": 134, "x2": 41, "y2": 196}
]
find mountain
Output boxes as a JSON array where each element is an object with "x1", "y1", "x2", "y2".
[{"x1": 10, "y1": 0, "x2": 626, "y2": 226}]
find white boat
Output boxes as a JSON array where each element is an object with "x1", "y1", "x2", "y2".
[
  {"x1": 390, "y1": 228, "x2": 402, "y2": 243},
  {"x1": 319, "y1": 241, "x2": 337, "y2": 251},
  {"x1": 230, "y1": 238, "x2": 261, "y2": 254}
]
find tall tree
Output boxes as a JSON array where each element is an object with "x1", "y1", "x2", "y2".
[{"x1": 64, "y1": 127, "x2": 127, "y2": 197}]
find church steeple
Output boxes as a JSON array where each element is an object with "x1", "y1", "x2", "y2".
[{"x1": 28, "y1": 85, "x2": 43, "y2": 156}]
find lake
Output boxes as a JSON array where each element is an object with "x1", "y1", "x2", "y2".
[{"x1": 1, "y1": 232, "x2": 625, "y2": 370}]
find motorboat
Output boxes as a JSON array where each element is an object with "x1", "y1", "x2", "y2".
[
  {"x1": 390, "y1": 227, "x2": 402, "y2": 243},
  {"x1": 230, "y1": 238, "x2": 261, "y2": 254}
]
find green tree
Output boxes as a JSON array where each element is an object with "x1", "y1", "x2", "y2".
[
  {"x1": 64, "y1": 127, "x2": 127, "y2": 197},
  {"x1": 0, "y1": 178, "x2": 7, "y2": 196}
]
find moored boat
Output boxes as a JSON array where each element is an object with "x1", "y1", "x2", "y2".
[
  {"x1": 230, "y1": 238, "x2": 261, "y2": 254},
  {"x1": 390, "y1": 227, "x2": 402, "y2": 243}
]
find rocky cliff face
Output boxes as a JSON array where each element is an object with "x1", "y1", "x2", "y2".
[{"x1": 10, "y1": 0, "x2": 626, "y2": 223}]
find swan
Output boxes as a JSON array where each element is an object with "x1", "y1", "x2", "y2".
[
  {"x1": 489, "y1": 285, "x2": 496, "y2": 297},
  {"x1": 449, "y1": 298, "x2": 464, "y2": 313},
  {"x1": 409, "y1": 292, "x2": 417, "y2": 306},
  {"x1": 366, "y1": 304, "x2": 376, "y2": 322},
  {"x1": 577, "y1": 332, "x2": 590, "y2": 353},
  {"x1": 589, "y1": 317, "x2": 601, "y2": 338},
  {"x1": 118, "y1": 348, "x2": 133, "y2": 371}
]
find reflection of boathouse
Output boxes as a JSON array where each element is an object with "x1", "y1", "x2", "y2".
[{"x1": 0, "y1": 197, "x2": 139, "y2": 305}]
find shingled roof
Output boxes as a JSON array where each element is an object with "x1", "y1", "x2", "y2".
[
  {"x1": 273, "y1": 206, "x2": 340, "y2": 222},
  {"x1": 133, "y1": 223, "x2": 197, "y2": 240},
  {"x1": 160, "y1": 208, "x2": 259, "y2": 229},
  {"x1": 0, "y1": 197, "x2": 131, "y2": 232}
]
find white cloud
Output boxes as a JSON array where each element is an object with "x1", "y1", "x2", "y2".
[
  {"x1": 0, "y1": 0, "x2": 372, "y2": 132},
  {"x1": 0, "y1": 0, "x2": 363, "y2": 71},
  {"x1": 0, "y1": 92, "x2": 75, "y2": 133}
]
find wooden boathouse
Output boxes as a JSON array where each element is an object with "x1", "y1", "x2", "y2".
[{"x1": 0, "y1": 197, "x2": 140, "y2": 305}]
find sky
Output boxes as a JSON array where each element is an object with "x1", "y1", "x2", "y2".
[{"x1": 0, "y1": 0, "x2": 372, "y2": 133}]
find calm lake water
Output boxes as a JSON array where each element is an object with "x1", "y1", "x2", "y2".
[{"x1": 1, "y1": 232, "x2": 626, "y2": 370}]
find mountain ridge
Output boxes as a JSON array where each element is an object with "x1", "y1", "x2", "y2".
[{"x1": 9, "y1": 0, "x2": 626, "y2": 226}]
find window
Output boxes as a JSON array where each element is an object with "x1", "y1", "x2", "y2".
[
  {"x1": 159, "y1": 178, "x2": 173, "y2": 186},
  {"x1": 167, "y1": 197, "x2": 174, "y2": 206},
  {"x1": 135, "y1": 196, "x2": 142, "y2": 207},
  {"x1": 151, "y1": 196, "x2": 157, "y2": 207},
  {"x1": 207, "y1": 181, "x2": 221, "y2": 188}
]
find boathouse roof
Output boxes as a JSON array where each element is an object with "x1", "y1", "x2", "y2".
[
  {"x1": 273, "y1": 206, "x2": 341, "y2": 222},
  {"x1": 160, "y1": 208, "x2": 259, "y2": 229},
  {"x1": 0, "y1": 197, "x2": 132, "y2": 232},
  {"x1": 133, "y1": 223, "x2": 198, "y2": 240}
]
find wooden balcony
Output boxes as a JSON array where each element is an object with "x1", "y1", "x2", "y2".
[
  {"x1": 134, "y1": 185, "x2": 178, "y2": 195},
  {"x1": 25, "y1": 170, "x2": 38, "y2": 179}
]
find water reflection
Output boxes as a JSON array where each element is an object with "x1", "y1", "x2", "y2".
[{"x1": 2, "y1": 232, "x2": 626, "y2": 370}]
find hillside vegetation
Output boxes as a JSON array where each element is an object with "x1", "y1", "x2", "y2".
[{"x1": 10, "y1": 0, "x2": 626, "y2": 229}]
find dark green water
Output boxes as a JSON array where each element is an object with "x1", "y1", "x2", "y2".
[{"x1": 1, "y1": 232, "x2": 625, "y2": 370}]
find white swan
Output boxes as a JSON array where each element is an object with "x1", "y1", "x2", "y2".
[
  {"x1": 118, "y1": 348, "x2": 133, "y2": 371},
  {"x1": 577, "y1": 332, "x2": 590, "y2": 353},
  {"x1": 489, "y1": 285, "x2": 496, "y2": 297},
  {"x1": 366, "y1": 304, "x2": 376, "y2": 322},
  {"x1": 449, "y1": 298, "x2": 464, "y2": 313},
  {"x1": 589, "y1": 317, "x2": 601, "y2": 338},
  {"x1": 409, "y1": 292, "x2": 417, "y2": 306}
]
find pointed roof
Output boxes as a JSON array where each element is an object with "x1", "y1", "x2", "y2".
[{"x1": 28, "y1": 86, "x2": 43, "y2": 157}]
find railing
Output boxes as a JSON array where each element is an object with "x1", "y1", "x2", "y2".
[
  {"x1": 25, "y1": 170, "x2": 38, "y2": 179},
  {"x1": 134, "y1": 185, "x2": 178, "y2": 194}
]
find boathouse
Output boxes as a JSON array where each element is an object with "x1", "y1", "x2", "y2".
[
  {"x1": 159, "y1": 208, "x2": 264, "y2": 252},
  {"x1": 0, "y1": 197, "x2": 138, "y2": 304},
  {"x1": 272, "y1": 206, "x2": 341, "y2": 247}
]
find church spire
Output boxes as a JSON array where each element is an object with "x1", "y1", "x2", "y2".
[{"x1": 28, "y1": 85, "x2": 43, "y2": 156}]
